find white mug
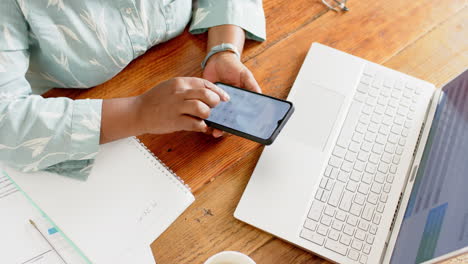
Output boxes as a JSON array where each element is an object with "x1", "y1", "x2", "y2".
[{"x1": 204, "y1": 251, "x2": 256, "y2": 264}]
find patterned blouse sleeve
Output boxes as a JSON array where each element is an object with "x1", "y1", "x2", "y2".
[
  {"x1": 189, "y1": 0, "x2": 266, "y2": 42},
  {"x1": 0, "y1": 0, "x2": 102, "y2": 180}
]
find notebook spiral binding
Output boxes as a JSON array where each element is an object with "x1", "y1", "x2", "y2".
[{"x1": 132, "y1": 137, "x2": 192, "y2": 193}]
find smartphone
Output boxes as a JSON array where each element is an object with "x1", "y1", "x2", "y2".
[{"x1": 205, "y1": 83, "x2": 294, "y2": 145}]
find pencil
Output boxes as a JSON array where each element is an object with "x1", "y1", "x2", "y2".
[{"x1": 29, "y1": 219, "x2": 68, "y2": 264}]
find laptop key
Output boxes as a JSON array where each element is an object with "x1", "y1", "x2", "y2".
[
  {"x1": 358, "y1": 220, "x2": 369, "y2": 231},
  {"x1": 361, "y1": 173, "x2": 372, "y2": 184},
  {"x1": 304, "y1": 219, "x2": 317, "y2": 231},
  {"x1": 348, "y1": 249, "x2": 360, "y2": 261},
  {"x1": 345, "y1": 151, "x2": 357, "y2": 163},
  {"x1": 367, "y1": 193, "x2": 378, "y2": 205},
  {"x1": 347, "y1": 215, "x2": 358, "y2": 226},
  {"x1": 383, "y1": 183, "x2": 392, "y2": 193},
  {"x1": 336, "y1": 210, "x2": 347, "y2": 222},
  {"x1": 372, "y1": 214, "x2": 381, "y2": 225},
  {"x1": 370, "y1": 183, "x2": 382, "y2": 194},
  {"x1": 355, "y1": 229, "x2": 366, "y2": 241},
  {"x1": 330, "y1": 168, "x2": 339, "y2": 179},
  {"x1": 325, "y1": 180, "x2": 334, "y2": 191},
  {"x1": 343, "y1": 224, "x2": 355, "y2": 236},
  {"x1": 380, "y1": 193, "x2": 388, "y2": 203},
  {"x1": 319, "y1": 178, "x2": 328, "y2": 188},
  {"x1": 324, "y1": 166, "x2": 333, "y2": 177},
  {"x1": 357, "y1": 83, "x2": 370, "y2": 93},
  {"x1": 358, "y1": 183, "x2": 370, "y2": 195},
  {"x1": 377, "y1": 202, "x2": 385, "y2": 213},
  {"x1": 333, "y1": 146, "x2": 347, "y2": 158},
  {"x1": 363, "y1": 244, "x2": 371, "y2": 254},
  {"x1": 354, "y1": 193, "x2": 366, "y2": 205},
  {"x1": 360, "y1": 254, "x2": 368, "y2": 264},
  {"x1": 362, "y1": 204, "x2": 375, "y2": 221},
  {"x1": 361, "y1": 141, "x2": 372, "y2": 152},
  {"x1": 329, "y1": 156, "x2": 343, "y2": 168},
  {"x1": 325, "y1": 239, "x2": 348, "y2": 256},
  {"x1": 337, "y1": 171, "x2": 349, "y2": 183},
  {"x1": 317, "y1": 224, "x2": 328, "y2": 236},
  {"x1": 352, "y1": 239, "x2": 363, "y2": 251},
  {"x1": 346, "y1": 180, "x2": 358, "y2": 192},
  {"x1": 350, "y1": 170, "x2": 363, "y2": 181},
  {"x1": 321, "y1": 190, "x2": 330, "y2": 202},
  {"x1": 328, "y1": 182, "x2": 344, "y2": 207},
  {"x1": 374, "y1": 172, "x2": 385, "y2": 183},
  {"x1": 321, "y1": 215, "x2": 332, "y2": 226},
  {"x1": 332, "y1": 220, "x2": 343, "y2": 231},
  {"x1": 300, "y1": 229, "x2": 325, "y2": 245},
  {"x1": 350, "y1": 203, "x2": 362, "y2": 217},
  {"x1": 328, "y1": 229, "x2": 340, "y2": 241},
  {"x1": 340, "y1": 234, "x2": 352, "y2": 246},
  {"x1": 300, "y1": 228, "x2": 314, "y2": 240},
  {"x1": 315, "y1": 188, "x2": 324, "y2": 200},
  {"x1": 339, "y1": 191, "x2": 353, "y2": 211},
  {"x1": 386, "y1": 173, "x2": 395, "y2": 183},
  {"x1": 308, "y1": 201, "x2": 324, "y2": 221},
  {"x1": 324, "y1": 206, "x2": 336, "y2": 217}
]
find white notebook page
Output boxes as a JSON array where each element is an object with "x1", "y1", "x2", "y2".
[{"x1": 5, "y1": 137, "x2": 194, "y2": 263}]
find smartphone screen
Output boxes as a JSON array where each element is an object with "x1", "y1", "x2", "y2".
[{"x1": 206, "y1": 83, "x2": 293, "y2": 141}]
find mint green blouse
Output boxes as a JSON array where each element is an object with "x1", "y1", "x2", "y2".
[{"x1": 0, "y1": 0, "x2": 265, "y2": 180}]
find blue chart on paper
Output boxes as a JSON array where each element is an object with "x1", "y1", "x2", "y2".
[
  {"x1": 48, "y1": 227, "x2": 58, "y2": 235},
  {"x1": 390, "y1": 70, "x2": 468, "y2": 264}
]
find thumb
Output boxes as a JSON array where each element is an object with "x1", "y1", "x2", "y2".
[{"x1": 241, "y1": 69, "x2": 262, "y2": 93}]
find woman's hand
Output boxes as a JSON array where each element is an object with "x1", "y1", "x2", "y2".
[
  {"x1": 135, "y1": 77, "x2": 230, "y2": 134},
  {"x1": 202, "y1": 51, "x2": 261, "y2": 137},
  {"x1": 203, "y1": 52, "x2": 261, "y2": 93},
  {"x1": 100, "y1": 77, "x2": 229, "y2": 144}
]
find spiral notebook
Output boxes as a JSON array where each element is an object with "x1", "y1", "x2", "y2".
[{"x1": 3, "y1": 137, "x2": 195, "y2": 263}]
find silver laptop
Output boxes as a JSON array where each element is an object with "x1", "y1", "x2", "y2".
[{"x1": 235, "y1": 43, "x2": 468, "y2": 264}]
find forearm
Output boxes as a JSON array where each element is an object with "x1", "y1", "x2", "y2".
[
  {"x1": 207, "y1": 25, "x2": 246, "y2": 54},
  {"x1": 100, "y1": 97, "x2": 142, "y2": 144}
]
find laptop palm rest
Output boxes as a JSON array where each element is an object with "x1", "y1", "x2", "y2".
[{"x1": 286, "y1": 83, "x2": 345, "y2": 151}]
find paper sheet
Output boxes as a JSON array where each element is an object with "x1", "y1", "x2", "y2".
[
  {"x1": 0, "y1": 171, "x2": 87, "y2": 264},
  {"x1": 1, "y1": 169, "x2": 157, "y2": 264}
]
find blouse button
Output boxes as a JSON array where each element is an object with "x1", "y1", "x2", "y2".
[{"x1": 125, "y1": 8, "x2": 132, "y2": 14}]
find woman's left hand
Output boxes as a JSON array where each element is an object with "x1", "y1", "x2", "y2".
[{"x1": 202, "y1": 51, "x2": 261, "y2": 137}]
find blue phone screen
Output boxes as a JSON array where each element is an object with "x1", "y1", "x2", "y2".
[{"x1": 206, "y1": 83, "x2": 291, "y2": 139}]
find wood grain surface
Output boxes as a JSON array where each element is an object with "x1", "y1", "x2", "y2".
[{"x1": 44, "y1": 0, "x2": 468, "y2": 263}]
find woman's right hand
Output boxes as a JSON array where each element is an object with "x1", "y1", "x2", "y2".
[
  {"x1": 100, "y1": 77, "x2": 229, "y2": 144},
  {"x1": 134, "y1": 77, "x2": 230, "y2": 135}
]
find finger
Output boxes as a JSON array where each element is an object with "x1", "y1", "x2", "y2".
[
  {"x1": 181, "y1": 100, "x2": 211, "y2": 120},
  {"x1": 179, "y1": 115, "x2": 208, "y2": 133},
  {"x1": 183, "y1": 88, "x2": 221, "y2": 108},
  {"x1": 242, "y1": 69, "x2": 262, "y2": 93},
  {"x1": 205, "y1": 127, "x2": 214, "y2": 135},
  {"x1": 212, "y1": 129, "x2": 225, "y2": 138},
  {"x1": 189, "y1": 78, "x2": 230, "y2": 102}
]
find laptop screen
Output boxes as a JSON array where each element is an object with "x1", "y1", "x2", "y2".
[{"x1": 390, "y1": 70, "x2": 468, "y2": 263}]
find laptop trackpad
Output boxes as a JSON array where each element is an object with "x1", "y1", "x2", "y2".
[{"x1": 287, "y1": 84, "x2": 344, "y2": 151}]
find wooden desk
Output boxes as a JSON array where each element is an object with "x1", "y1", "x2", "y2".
[{"x1": 45, "y1": 0, "x2": 467, "y2": 263}]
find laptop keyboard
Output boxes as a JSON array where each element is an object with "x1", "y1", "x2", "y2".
[{"x1": 300, "y1": 67, "x2": 421, "y2": 263}]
